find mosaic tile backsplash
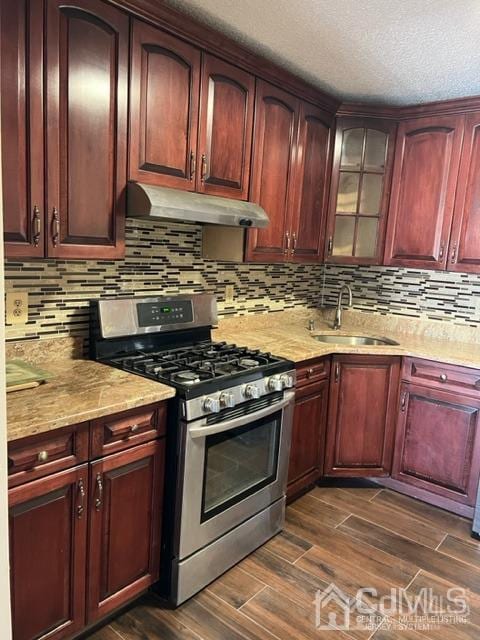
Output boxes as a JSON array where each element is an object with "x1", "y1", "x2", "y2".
[{"x1": 4, "y1": 219, "x2": 480, "y2": 342}]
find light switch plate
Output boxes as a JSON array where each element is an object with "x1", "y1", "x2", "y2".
[
  {"x1": 225, "y1": 285, "x2": 234, "y2": 303},
  {"x1": 6, "y1": 291, "x2": 29, "y2": 325}
]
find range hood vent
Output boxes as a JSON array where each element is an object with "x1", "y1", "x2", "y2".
[{"x1": 127, "y1": 182, "x2": 269, "y2": 228}]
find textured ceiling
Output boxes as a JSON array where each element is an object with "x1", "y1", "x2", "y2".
[{"x1": 166, "y1": 0, "x2": 480, "y2": 105}]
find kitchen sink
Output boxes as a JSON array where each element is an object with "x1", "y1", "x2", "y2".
[{"x1": 313, "y1": 334, "x2": 399, "y2": 346}]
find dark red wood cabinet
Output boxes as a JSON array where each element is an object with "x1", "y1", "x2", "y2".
[
  {"x1": 287, "y1": 359, "x2": 330, "y2": 499},
  {"x1": 87, "y1": 440, "x2": 164, "y2": 622},
  {"x1": 246, "y1": 81, "x2": 333, "y2": 263},
  {"x1": 324, "y1": 355, "x2": 400, "y2": 476},
  {"x1": 9, "y1": 466, "x2": 88, "y2": 640},
  {"x1": 1, "y1": 0, "x2": 44, "y2": 258},
  {"x1": 325, "y1": 117, "x2": 396, "y2": 265},
  {"x1": 8, "y1": 403, "x2": 167, "y2": 640},
  {"x1": 449, "y1": 111, "x2": 480, "y2": 273},
  {"x1": 2, "y1": 0, "x2": 128, "y2": 259},
  {"x1": 392, "y1": 383, "x2": 480, "y2": 511},
  {"x1": 384, "y1": 114, "x2": 465, "y2": 269}
]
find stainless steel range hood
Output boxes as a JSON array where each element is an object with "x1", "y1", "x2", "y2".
[{"x1": 127, "y1": 181, "x2": 269, "y2": 228}]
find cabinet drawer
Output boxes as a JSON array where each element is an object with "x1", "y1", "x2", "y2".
[
  {"x1": 296, "y1": 358, "x2": 330, "y2": 388},
  {"x1": 402, "y1": 357, "x2": 480, "y2": 397},
  {"x1": 91, "y1": 402, "x2": 167, "y2": 457},
  {"x1": 8, "y1": 423, "x2": 89, "y2": 488}
]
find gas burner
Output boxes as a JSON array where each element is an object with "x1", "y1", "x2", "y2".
[
  {"x1": 174, "y1": 371, "x2": 201, "y2": 385},
  {"x1": 239, "y1": 358, "x2": 260, "y2": 368}
]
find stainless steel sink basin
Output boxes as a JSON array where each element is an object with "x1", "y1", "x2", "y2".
[{"x1": 313, "y1": 334, "x2": 399, "y2": 346}]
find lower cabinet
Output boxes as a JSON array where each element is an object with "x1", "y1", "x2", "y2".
[
  {"x1": 287, "y1": 379, "x2": 328, "y2": 499},
  {"x1": 87, "y1": 440, "x2": 164, "y2": 622},
  {"x1": 324, "y1": 355, "x2": 400, "y2": 476},
  {"x1": 9, "y1": 466, "x2": 88, "y2": 640},
  {"x1": 8, "y1": 403, "x2": 167, "y2": 640},
  {"x1": 392, "y1": 383, "x2": 480, "y2": 509}
]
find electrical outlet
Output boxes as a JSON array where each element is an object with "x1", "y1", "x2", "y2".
[
  {"x1": 6, "y1": 291, "x2": 29, "y2": 325},
  {"x1": 225, "y1": 285, "x2": 234, "y2": 303}
]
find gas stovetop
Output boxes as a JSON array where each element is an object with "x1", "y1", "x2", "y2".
[{"x1": 105, "y1": 341, "x2": 284, "y2": 389}]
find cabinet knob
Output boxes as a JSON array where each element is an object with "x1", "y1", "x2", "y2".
[
  {"x1": 130, "y1": 423, "x2": 139, "y2": 434},
  {"x1": 439, "y1": 373, "x2": 448, "y2": 383},
  {"x1": 37, "y1": 450, "x2": 49, "y2": 463},
  {"x1": 307, "y1": 368, "x2": 314, "y2": 377}
]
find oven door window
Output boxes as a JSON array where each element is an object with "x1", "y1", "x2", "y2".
[{"x1": 201, "y1": 411, "x2": 282, "y2": 522}]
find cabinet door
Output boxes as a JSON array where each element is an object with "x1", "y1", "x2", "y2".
[
  {"x1": 9, "y1": 466, "x2": 88, "y2": 640},
  {"x1": 325, "y1": 355, "x2": 400, "y2": 476},
  {"x1": 384, "y1": 115, "x2": 464, "y2": 269},
  {"x1": 449, "y1": 112, "x2": 480, "y2": 273},
  {"x1": 287, "y1": 379, "x2": 328, "y2": 499},
  {"x1": 289, "y1": 102, "x2": 333, "y2": 263},
  {"x1": 245, "y1": 81, "x2": 299, "y2": 262},
  {"x1": 129, "y1": 19, "x2": 200, "y2": 191},
  {"x1": 325, "y1": 117, "x2": 396, "y2": 265},
  {"x1": 392, "y1": 384, "x2": 480, "y2": 507},
  {"x1": 196, "y1": 54, "x2": 254, "y2": 200},
  {"x1": 45, "y1": 0, "x2": 128, "y2": 259},
  {"x1": 1, "y1": 0, "x2": 44, "y2": 257},
  {"x1": 87, "y1": 440, "x2": 165, "y2": 622}
]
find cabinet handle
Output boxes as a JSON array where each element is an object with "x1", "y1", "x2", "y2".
[
  {"x1": 327, "y1": 236, "x2": 333, "y2": 255},
  {"x1": 95, "y1": 473, "x2": 103, "y2": 511},
  {"x1": 451, "y1": 244, "x2": 457, "y2": 264},
  {"x1": 52, "y1": 207, "x2": 60, "y2": 246},
  {"x1": 200, "y1": 154, "x2": 207, "y2": 182},
  {"x1": 439, "y1": 244, "x2": 445, "y2": 259},
  {"x1": 189, "y1": 151, "x2": 196, "y2": 180},
  {"x1": 307, "y1": 367, "x2": 314, "y2": 378},
  {"x1": 129, "y1": 423, "x2": 139, "y2": 435},
  {"x1": 32, "y1": 206, "x2": 41, "y2": 247},
  {"x1": 334, "y1": 362, "x2": 340, "y2": 383},
  {"x1": 291, "y1": 232, "x2": 297, "y2": 256},
  {"x1": 401, "y1": 392, "x2": 407, "y2": 412},
  {"x1": 284, "y1": 231, "x2": 291, "y2": 256},
  {"x1": 37, "y1": 450, "x2": 49, "y2": 463},
  {"x1": 439, "y1": 373, "x2": 448, "y2": 383},
  {"x1": 77, "y1": 478, "x2": 85, "y2": 518}
]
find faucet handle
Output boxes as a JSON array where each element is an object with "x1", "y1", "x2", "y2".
[{"x1": 308, "y1": 319, "x2": 315, "y2": 331}]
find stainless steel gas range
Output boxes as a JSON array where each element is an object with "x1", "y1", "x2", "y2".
[{"x1": 90, "y1": 294, "x2": 295, "y2": 605}]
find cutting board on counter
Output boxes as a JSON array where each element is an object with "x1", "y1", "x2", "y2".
[{"x1": 6, "y1": 359, "x2": 53, "y2": 393}]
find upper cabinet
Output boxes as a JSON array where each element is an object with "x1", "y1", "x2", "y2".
[
  {"x1": 449, "y1": 112, "x2": 480, "y2": 273},
  {"x1": 1, "y1": 0, "x2": 44, "y2": 258},
  {"x1": 2, "y1": 0, "x2": 128, "y2": 259},
  {"x1": 129, "y1": 21, "x2": 255, "y2": 201},
  {"x1": 384, "y1": 114, "x2": 464, "y2": 269},
  {"x1": 129, "y1": 21, "x2": 200, "y2": 191},
  {"x1": 246, "y1": 81, "x2": 333, "y2": 263},
  {"x1": 325, "y1": 117, "x2": 396, "y2": 265},
  {"x1": 246, "y1": 81, "x2": 299, "y2": 262}
]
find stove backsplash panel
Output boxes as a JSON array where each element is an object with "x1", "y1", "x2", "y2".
[{"x1": 4, "y1": 220, "x2": 479, "y2": 342}]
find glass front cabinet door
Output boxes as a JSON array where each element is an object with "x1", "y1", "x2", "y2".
[{"x1": 325, "y1": 117, "x2": 397, "y2": 264}]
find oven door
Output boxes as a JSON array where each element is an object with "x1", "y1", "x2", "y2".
[{"x1": 177, "y1": 391, "x2": 294, "y2": 559}]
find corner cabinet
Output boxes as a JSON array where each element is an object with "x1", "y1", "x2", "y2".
[
  {"x1": 325, "y1": 117, "x2": 396, "y2": 265},
  {"x1": 246, "y1": 81, "x2": 333, "y2": 263},
  {"x1": 324, "y1": 355, "x2": 400, "y2": 476},
  {"x1": 384, "y1": 114, "x2": 464, "y2": 269}
]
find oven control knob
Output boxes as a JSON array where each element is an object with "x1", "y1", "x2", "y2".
[
  {"x1": 220, "y1": 392, "x2": 236, "y2": 409},
  {"x1": 244, "y1": 384, "x2": 260, "y2": 399},
  {"x1": 280, "y1": 374, "x2": 294, "y2": 389},
  {"x1": 203, "y1": 396, "x2": 221, "y2": 414},
  {"x1": 268, "y1": 375, "x2": 283, "y2": 392}
]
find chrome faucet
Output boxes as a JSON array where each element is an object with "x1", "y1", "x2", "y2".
[{"x1": 333, "y1": 284, "x2": 352, "y2": 330}]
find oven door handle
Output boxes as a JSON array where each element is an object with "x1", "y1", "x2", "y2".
[{"x1": 188, "y1": 392, "x2": 294, "y2": 439}]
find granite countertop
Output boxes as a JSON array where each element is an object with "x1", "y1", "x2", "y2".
[
  {"x1": 6, "y1": 340, "x2": 175, "y2": 442},
  {"x1": 213, "y1": 308, "x2": 480, "y2": 369}
]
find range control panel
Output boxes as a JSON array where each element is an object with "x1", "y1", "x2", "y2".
[{"x1": 137, "y1": 300, "x2": 194, "y2": 327}]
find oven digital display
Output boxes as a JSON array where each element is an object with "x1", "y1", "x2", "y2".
[{"x1": 137, "y1": 301, "x2": 194, "y2": 327}]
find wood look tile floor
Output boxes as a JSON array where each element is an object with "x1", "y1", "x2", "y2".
[{"x1": 88, "y1": 487, "x2": 480, "y2": 640}]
